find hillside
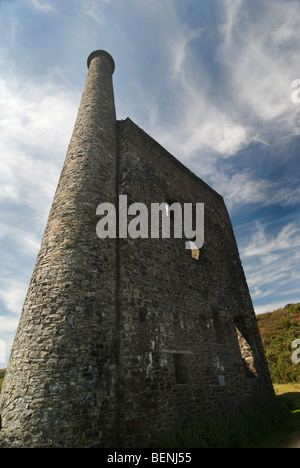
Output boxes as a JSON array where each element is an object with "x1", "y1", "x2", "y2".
[
  {"x1": 0, "y1": 369, "x2": 5, "y2": 392},
  {"x1": 257, "y1": 304, "x2": 300, "y2": 384}
]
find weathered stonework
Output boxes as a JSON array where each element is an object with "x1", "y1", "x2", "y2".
[{"x1": 0, "y1": 50, "x2": 273, "y2": 448}]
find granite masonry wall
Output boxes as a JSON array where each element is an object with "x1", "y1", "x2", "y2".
[
  {"x1": 0, "y1": 51, "x2": 274, "y2": 448},
  {"x1": 116, "y1": 118, "x2": 274, "y2": 447}
]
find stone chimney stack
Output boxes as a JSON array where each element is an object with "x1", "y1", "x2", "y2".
[{"x1": 0, "y1": 51, "x2": 119, "y2": 448}]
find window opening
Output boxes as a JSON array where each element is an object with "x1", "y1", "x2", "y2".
[
  {"x1": 218, "y1": 375, "x2": 226, "y2": 387},
  {"x1": 173, "y1": 353, "x2": 189, "y2": 384},
  {"x1": 235, "y1": 324, "x2": 257, "y2": 379},
  {"x1": 189, "y1": 240, "x2": 200, "y2": 260},
  {"x1": 211, "y1": 310, "x2": 224, "y2": 343}
]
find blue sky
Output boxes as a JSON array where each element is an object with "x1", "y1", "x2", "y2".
[{"x1": 0, "y1": 0, "x2": 300, "y2": 364}]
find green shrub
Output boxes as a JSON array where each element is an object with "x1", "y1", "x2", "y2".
[{"x1": 257, "y1": 304, "x2": 300, "y2": 384}]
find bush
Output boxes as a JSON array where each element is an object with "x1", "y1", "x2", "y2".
[{"x1": 257, "y1": 304, "x2": 300, "y2": 384}]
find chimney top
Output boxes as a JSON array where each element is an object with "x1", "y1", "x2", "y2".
[{"x1": 87, "y1": 50, "x2": 115, "y2": 74}]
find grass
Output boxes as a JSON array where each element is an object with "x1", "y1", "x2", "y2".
[
  {"x1": 153, "y1": 384, "x2": 300, "y2": 448},
  {"x1": 254, "y1": 383, "x2": 300, "y2": 448},
  {"x1": 274, "y1": 382, "x2": 300, "y2": 395},
  {"x1": 153, "y1": 396, "x2": 290, "y2": 448}
]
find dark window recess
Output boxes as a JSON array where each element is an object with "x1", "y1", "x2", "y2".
[
  {"x1": 173, "y1": 353, "x2": 189, "y2": 384},
  {"x1": 211, "y1": 310, "x2": 224, "y2": 343},
  {"x1": 139, "y1": 307, "x2": 147, "y2": 322}
]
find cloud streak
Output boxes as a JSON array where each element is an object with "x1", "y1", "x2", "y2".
[
  {"x1": 218, "y1": 0, "x2": 300, "y2": 131},
  {"x1": 0, "y1": 77, "x2": 79, "y2": 224},
  {"x1": 31, "y1": 0, "x2": 53, "y2": 12},
  {"x1": 240, "y1": 219, "x2": 300, "y2": 310},
  {"x1": 134, "y1": 0, "x2": 300, "y2": 200}
]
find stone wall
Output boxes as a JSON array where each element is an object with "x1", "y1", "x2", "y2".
[
  {"x1": 116, "y1": 118, "x2": 273, "y2": 447},
  {"x1": 0, "y1": 51, "x2": 273, "y2": 448}
]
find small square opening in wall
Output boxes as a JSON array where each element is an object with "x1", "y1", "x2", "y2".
[
  {"x1": 173, "y1": 353, "x2": 189, "y2": 384},
  {"x1": 218, "y1": 375, "x2": 226, "y2": 387}
]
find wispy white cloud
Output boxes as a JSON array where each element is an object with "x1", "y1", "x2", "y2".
[
  {"x1": 0, "y1": 77, "x2": 79, "y2": 224},
  {"x1": 0, "y1": 316, "x2": 18, "y2": 335},
  {"x1": 218, "y1": 0, "x2": 300, "y2": 133},
  {"x1": 74, "y1": 0, "x2": 110, "y2": 25},
  {"x1": 138, "y1": 0, "x2": 300, "y2": 180},
  {"x1": 243, "y1": 222, "x2": 300, "y2": 258},
  {"x1": 0, "y1": 279, "x2": 27, "y2": 316},
  {"x1": 0, "y1": 222, "x2": 41, "y2": 256},
  {"x1": 219, "y1": 0, "x2": 244, "y2": 49},
  {"x1": 140, "y1": 6, "x2": 249, "y2": 162},
  {"x1": 0, "y1": 314, "x2": 20, "y2": 365},
  {"x1": 151, "y1": 100, "x2": 249, "y2": 166},
  {"x1": 240, "y1": 220, "x2": 300, "y2": 309},
  {"x1": 210, "y1": 171, "x2": 273, "y2": 209},
  {"x1": 210, "y1": 170, "x2": 300, "y2": 211},
  {"x1": 31, "y1": 0, "x2": 53, "y2": 12},
  {"x1": 0, "y1": 75, "x2": 79, "y2": 364}
]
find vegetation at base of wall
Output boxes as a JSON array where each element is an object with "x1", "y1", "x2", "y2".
[
  {"x1": 152, "y1": 397, "x2": 290, "y2": 448},
  {"x1": 254, "y1": 384, "x2": 300, "y2": 448},
  {"x1": 0, "y1": 368, "x2": 298, "y2": 447},
  {"x1": 257, "y1": 303, "x2": 300, "y2": 384},
  {"x1": 0, "y1": 369, "x2": 6, "y2": 392}
]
